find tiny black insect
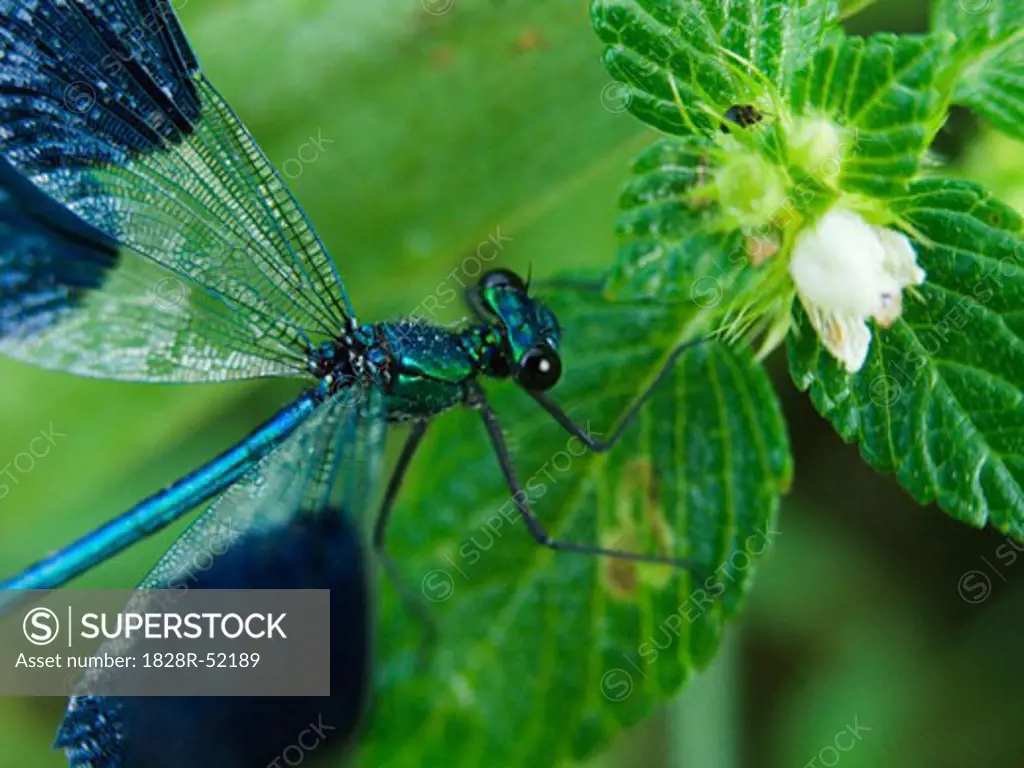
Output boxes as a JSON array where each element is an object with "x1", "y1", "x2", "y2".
[{"x1": 721, "y1": 104, "x2": 764, "y2": 132}]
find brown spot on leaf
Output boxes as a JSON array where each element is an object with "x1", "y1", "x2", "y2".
[
  {"x1": 513, "y1": 29, "x2": 546, "y2": 54},
  {"x1": 431, "y1": 45, "x2": 455, "y2": 68},
  {"x1": 601, "y1": 458, "x2": 676, "y2": 597},
  {"x1": 746, "y1": 233, "x2": 780, "y2": 266},
  {"x1": 602, "y1": 528, "x2": 638, "y2": 599}
]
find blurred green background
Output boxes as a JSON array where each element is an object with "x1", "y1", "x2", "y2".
[{"x1": 1, "y1": 0, "x2": 1022, "y2": 765}]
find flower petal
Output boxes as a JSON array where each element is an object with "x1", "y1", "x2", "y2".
[
  {"x1": 877, "y1": 227, "x2": 926, "y2": 287},
  {"x1": 801, "y1": 297, "x2": 873, "y2": 373},
  {"x1": 789, "y1": 208, "x2": 890, "y2": 318},
  {"x1": 789, "y1": 206, "x2": 926, "y2": 372}
]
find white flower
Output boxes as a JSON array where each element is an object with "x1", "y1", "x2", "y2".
[{"x1": 789, "y1": 207, "x2": 925, "y2": 373}]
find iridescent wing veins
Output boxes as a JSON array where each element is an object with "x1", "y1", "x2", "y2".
[{"x1": 0, "y1": 0, "x2": 352, "y2": 381}]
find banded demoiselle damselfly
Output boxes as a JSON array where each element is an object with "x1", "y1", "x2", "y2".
[{"x1": 0, "y1": 0, "x2": 705, "y2": 764}]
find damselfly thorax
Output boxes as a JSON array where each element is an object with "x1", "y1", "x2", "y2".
[{"x1": 309, "y1": 269, "x2": 563, "y2": 421}]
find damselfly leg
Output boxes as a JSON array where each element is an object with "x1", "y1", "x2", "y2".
[
  {"x1": 529, "y1": 338, "x2": 709, "y2": 453},
  {"x1": 470, "y1": 369, "x2": 707, "y2": 574},
  {"x1": 372, "y1": 420, "x2": 438, "y2": 659}
]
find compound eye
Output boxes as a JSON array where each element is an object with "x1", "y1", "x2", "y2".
[
  {"x1": 517, "y1": 345, "x2": 562, "y2": 391},
  {"x1": 479, "y1": 268, "x2": 527, "y2": 293}
]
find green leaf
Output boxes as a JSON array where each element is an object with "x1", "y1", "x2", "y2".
[
  {"x1": 839, "y1": 0, "x2": 881, "y2": 21},
  {"x1": 605, "y1": 136, "x2": 792, "y2": 344},
  {"x1": 611, "y1": 137, "x2": 747, "y2": 301},
  {"x1": 362, "y1": 288, "x2": 791, "y2": 765},
  {"x1": 789, "y1": 33, "x2": 947, "y2": 197},
  {"x1": 933, "y1": 0, "x2": 1024, "y2": 142},
  {"x1": 788, "y1": 178, "x2": 1024, "y2": 537},
  {"x1": 590, "y1": 0, "x2": 840, "y2": 136}
]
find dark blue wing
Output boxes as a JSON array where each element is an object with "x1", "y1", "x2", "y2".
[
  {"x1": 56, "y1": 514, "x2": 368, "y2": 768},
  {"x1": 0, "y1": 154, "x2": 310, "y2": 379},
  {"x1": 0, "y1": 0, "x2": 353, "y2": 381},
  {"x1": 56, "y1": 385, "x2": 387, "y2": 767},
  {"x1": 0, "y1": 156, "x2": 118, "y2": 338}
]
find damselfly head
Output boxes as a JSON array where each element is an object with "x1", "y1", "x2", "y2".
[{"x1": 474, "y1": 269, "x2": 562, "y2": 391}]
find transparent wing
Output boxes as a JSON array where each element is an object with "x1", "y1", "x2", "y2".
[
  {"x1": 0, "y1": 0, "x2": 352, "y2": 381},
  {"x1": 57, "y1": 384, "x2": 387, "y2": 765},
  {"x1": 0, "y1": 158, "x2": 308, "y2": 380},
  {"x1": 140, "y1": 384, "x2": 386, "y2": 591}
]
